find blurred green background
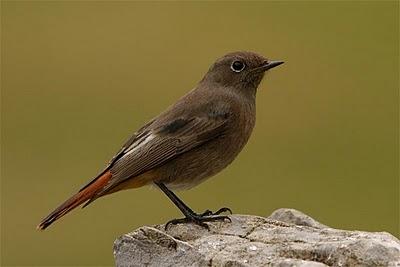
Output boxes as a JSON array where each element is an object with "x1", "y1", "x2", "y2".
[{"x1": 1, "y1": 1, "x2": 398, "y2": 266}]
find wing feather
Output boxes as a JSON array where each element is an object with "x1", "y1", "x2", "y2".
[
  {"x1": 91, "y1": 115, "x2": 228, "y2": 197},
  {"x1": 78, "y1": 119, "x2": 155, "y2": 192}
]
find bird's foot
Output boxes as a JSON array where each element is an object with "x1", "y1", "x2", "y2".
[
  {"x1": 199, "y1": 207, "x2": 232, "y2": 217},
  {"x1": 165, "y1": 207, "x2": 232, "y2": 230}
]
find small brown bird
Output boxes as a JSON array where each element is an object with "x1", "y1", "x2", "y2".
[{"x1": 37, "y1": 51, "x2": 283, "y2": 230}]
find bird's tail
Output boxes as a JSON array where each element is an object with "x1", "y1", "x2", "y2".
[{"x1": 37, "y1": 171, "x2": 112, "y2": 230}]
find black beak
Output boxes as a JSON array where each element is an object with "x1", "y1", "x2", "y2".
[
  {"x1": 249, "y1": 60, "x2": 284, "y2": 76},
  {"x1": 262, "y1": 60, "x2": 284, "y2": 71}
]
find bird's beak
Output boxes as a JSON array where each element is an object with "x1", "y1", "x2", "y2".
[
  {"x1": 247, "y1": 60, "x2": 284, "y2": 77},
  {"x1": 261, "y1": 60, "x2": 284, "y2": 71}
]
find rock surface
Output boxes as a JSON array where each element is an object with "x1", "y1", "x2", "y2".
[{"x1": 114, "y1": 208, "x2": 400, "y2": 267}]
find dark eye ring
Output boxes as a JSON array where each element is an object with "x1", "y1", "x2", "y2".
[{"x1": 231, "y1": 60, "x2": 245, "y2": 72}]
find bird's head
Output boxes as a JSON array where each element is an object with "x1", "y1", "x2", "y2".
[{"x1": 201, "y1": 51, "x2": 283, "y2": 94}]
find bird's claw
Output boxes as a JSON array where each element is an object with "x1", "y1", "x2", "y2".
[
  {"x1": 200, "y1": 207, "x2": 232, "y2": 216},
  {"x1": 165, "y1": 208, "x2": 232, "y2": 230}
]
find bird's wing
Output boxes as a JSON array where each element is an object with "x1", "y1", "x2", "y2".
[
  {"x1": 85, "y1": 112, "x2": 230, "y2": 202},
  {"x1": 78, "y1": 118, "x2": 156, "y2": 192}
]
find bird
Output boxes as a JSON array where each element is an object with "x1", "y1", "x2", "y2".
[{"x1": 37, "y1": 51, "x2": 283, "y2": 230}]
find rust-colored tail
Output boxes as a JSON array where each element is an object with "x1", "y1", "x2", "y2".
[{"x1": 37, "y1": 171, "x2": 112, "y2": 230}]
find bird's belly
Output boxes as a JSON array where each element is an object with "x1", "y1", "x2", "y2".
[{"x1": 156, "y1": 136, "x2": 245, "y2": 190}]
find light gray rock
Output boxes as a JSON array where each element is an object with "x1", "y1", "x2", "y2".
[
  {"x1": 114, "y1": 209, "x2": 400, "y2": 267},
  {"x1": 267, "y1": 208, "x2": 328, "y2": 229}
]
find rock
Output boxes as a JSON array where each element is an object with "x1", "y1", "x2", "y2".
[
  {"x1": 114, "y1": 209, "x2": 400, "y2": 267},
  {"x1": 267, "y1": 208, "x2": 328, "y2": 229}
]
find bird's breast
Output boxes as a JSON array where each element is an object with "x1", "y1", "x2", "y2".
[{"x1": 159, "y1": 100, "x2": 256, "y2": 190}]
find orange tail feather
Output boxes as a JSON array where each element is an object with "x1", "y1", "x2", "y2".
[{"x1": 37, "y1": 171, "x2": 112, "y2": 230}]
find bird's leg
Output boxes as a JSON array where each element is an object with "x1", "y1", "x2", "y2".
[{"x1": 155, "y1": 182, "x2": 231, "y2": 230}]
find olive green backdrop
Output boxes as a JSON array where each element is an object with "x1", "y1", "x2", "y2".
[{"x1": 1, "y1": 1, "x2": 398, "y2": 266}]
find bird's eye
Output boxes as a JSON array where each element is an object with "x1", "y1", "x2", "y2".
[{"x1": 231, "y1": 60, "x2": 245, "y2": 72}]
